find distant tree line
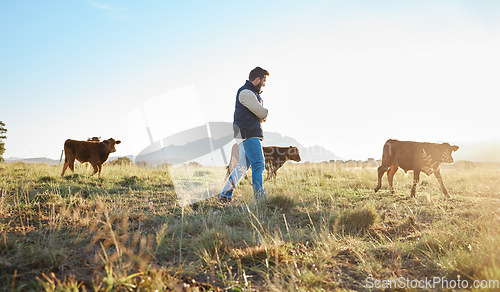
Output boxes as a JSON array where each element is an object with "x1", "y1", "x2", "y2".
[{"x1": 0, "y1": 121, "x2": 6, "y2": 161}]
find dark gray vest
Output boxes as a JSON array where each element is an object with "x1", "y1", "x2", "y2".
[{"x1": 233, "y1": 80, "x2": 264, "y2": 139}]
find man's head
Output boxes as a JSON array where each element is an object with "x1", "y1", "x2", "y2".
[{"x1": 249, "y1": 67, "x2": 269, "y2": 92}]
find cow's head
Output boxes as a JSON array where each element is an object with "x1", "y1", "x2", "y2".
[
  {"x1": 103, "y1": 138, "x2": 121, "y2": 153},
  {"x1": 440, "y1": 143, "x2": 459, "y2": 163},
  {"x1": 287, "y1": 146, "x2": 301, "y2": 162}
]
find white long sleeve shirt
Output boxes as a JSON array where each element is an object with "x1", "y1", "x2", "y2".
[{"x1": 238, "y1": 89, "x2": 268, "y2": 121}]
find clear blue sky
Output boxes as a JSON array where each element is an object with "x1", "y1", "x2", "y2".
[{"x1": 1, "y1": 0, "x2": 499, "y2": 160}]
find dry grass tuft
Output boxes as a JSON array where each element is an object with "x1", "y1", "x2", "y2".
[{"x1": 340, "y1": 204, "x2": 378, "y2": 235}]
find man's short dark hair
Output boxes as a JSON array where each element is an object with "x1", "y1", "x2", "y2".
[{"x1": 249, "y1": 67, "x2": 269, "y2": 81}]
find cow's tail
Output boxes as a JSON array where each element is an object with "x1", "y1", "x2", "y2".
[{"x1": 382, "y1": 140, "x2": 394, "y2": 162}]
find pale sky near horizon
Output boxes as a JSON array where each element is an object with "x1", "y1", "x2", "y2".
[{"x1": 1, "y1": 0, "x2": 499, "y2": 161}]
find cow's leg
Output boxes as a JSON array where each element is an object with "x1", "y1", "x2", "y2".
[
  {"x1": 434, "y1": 168, "x2": 450, "y2": 198},
  {"x1": 273, "y1": 161, "x2": 285, "y2": 179},
  {"x1": 271, "y1": 161, "x2": 278, "y2": 180},
  {"x1": 272, "y1": 161, "x2": 282, "y2": 179},
  {"x1": 375, "y1": 164, "x2": 390, "y2": 192},
  {"x1": 61, "y1": 159, "x2": 70, "y2": 176},
  {"x1": 411, "y1": 170, "x2": 421, "y2": 197},
  {"x1": 271, "y1": 168, "x2": 277, "y2": 180},
  {"x1": 387, "y1": 165, "x2": 398, "y2": 194},
  {"x1": 97, "y1": 164, "x2": 102, "y2": 178},
  {"x1": 68, "y1": 159, "x2": 75, "y2": 172},
  {"x1": 265, "y1": 162, "x2": 276, "y2": 181},
  {"x1": 264, "y1": 168, "x2": 271, "y2": 181},
  {"x1": 91, "y1": 163, "x2": 99, "y2": 176}
]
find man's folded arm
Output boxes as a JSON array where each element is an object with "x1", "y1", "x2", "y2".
[{"x1": 239, "y1": 89, "x2": 268, "y2": 120}]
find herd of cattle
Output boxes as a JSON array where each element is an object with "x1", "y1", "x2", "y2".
[{"x1": 60, "y1": 138, "x2": 459, "y2": 197}]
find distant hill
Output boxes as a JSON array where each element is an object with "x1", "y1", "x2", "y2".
[
  {"x1": 4, "y1": 155, "x2": 135, "y2": 166},
  {"x1": 5, "y1": 157, "x2": 60, "y2": 165},
  {"x1": 129, "y1": 131, "x2": 342, "y2": 166},
  {"x1": 183, "y1": 131, "x2": 342, "y2": 165},
  {"x1": 262, "y1": 132, "x2": 343, "y2": 162}
]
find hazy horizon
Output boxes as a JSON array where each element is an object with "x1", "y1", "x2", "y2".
[{"x1": 4, "y1": 134, "x2": 500, "y2": 164}]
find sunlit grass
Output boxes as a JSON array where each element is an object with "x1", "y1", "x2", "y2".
[{"x1": 0, "y1": 161, "x2": 498, "y2": 290}]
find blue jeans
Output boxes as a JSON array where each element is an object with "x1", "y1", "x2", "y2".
[{"x1": 220, "y1": 138, "x2": 266, "y2": 200}]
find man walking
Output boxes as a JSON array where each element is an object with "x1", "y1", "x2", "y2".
[{"x1": 219, "y1": 67, "x2": 269, "y2": 203}]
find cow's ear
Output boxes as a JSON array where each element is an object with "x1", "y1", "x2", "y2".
[
  {"x1": 116, "y1": 140, "x2": 121, "y2": 145},
  {"x1": 451, "y1": 145, "x2": 459, "y2": 152}
]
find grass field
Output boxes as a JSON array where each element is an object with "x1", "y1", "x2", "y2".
[{"x1": 0, "y1": 161, "x2": 499, "y2": 291}]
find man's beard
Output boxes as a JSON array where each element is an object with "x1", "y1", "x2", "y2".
[{"x1": 255, "y1": 81, "x2": 263, "y2": 92}]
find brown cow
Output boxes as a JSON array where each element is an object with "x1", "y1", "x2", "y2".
[
  {"x1": 374, "y1": 139, "x2": 459, "y2": 197},
  {"x1": 225, "y1": 144, "x2": 301, "y2": 181},
  {"x1": 263, "y1": 146, "x2": 301, "y2": 180},
  {"x1": 61, "y1": 138, "x2": 121, "y2": 178}
]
